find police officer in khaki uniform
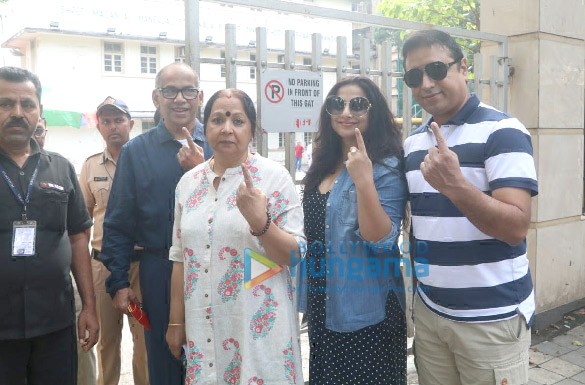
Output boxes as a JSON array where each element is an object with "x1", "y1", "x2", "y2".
[{"x1": 78, "y1": 97, "x2": 148, "y2": 385}]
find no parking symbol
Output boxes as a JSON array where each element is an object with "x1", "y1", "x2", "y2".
[{"x1": 265, "y1": 80, "x2": 284, "y2": 103}]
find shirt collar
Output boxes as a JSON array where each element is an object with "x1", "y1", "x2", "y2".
[
  {"x1": 420, "y1": 93, "x2": 480, "y2": 132},
  {"x1": 29, "y1": 138, "x2": 42, "y2": 155},
  {"x1": 100, "y1": 149, "x2": 116, "y2": 165},
  {"x1": 0, "y1": 138, "x2": 44, "y2": 165},
  {"x1": 156, "y1": 118, "x2": 205, "y2": 144},
  {"x1": 155, "y1": 120, "x2": 176, "y2": 144}
]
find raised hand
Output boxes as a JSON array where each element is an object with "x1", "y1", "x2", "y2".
[
  {"x1": 346, "y1": 127, "x2": 373, "y2": 187},
  {"x1": 236, "y1": 164, "x2": 269, "y2": 234},
  {"x1": 420, "y1": 122, "x2": 464, "y2": 193},
  {"x1": 177, "y1": 126, "x2": 205, "y2": 171}
]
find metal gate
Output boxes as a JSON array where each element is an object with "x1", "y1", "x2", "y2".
[{"x1": 184, "y1": 0, "x2": 509, "y2": 176}]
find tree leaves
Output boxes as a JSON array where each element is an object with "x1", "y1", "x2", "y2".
[
  {"x1": 377, "y1": 0, "x2": 479, "y2": 30},
  {"x1": 375, "y1": 0, "x2": 480, "y2": 58}
]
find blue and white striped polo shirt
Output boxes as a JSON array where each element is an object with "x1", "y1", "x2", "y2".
[{"x1": 404, "y1": 94, "x2": 538, "y2": 324}]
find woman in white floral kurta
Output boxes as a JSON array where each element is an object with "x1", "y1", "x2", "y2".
[{"x1": 167, "y1": 89, "x2": 304, "y2": 385}]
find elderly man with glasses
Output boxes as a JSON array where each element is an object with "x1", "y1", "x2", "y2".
[
  {"x1": 100, "y1": 62, "x2": 212, "y2": 385},
  {"x1": 402, "y1": 30, "x2": 537, "y2": 385}
]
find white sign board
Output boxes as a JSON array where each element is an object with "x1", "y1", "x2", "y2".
[{"x1": 260, "y1": 70, "x2": 322, "y2": 133}]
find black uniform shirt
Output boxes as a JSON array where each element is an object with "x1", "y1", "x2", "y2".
[{"x1": 0, "y1": 139, "x2": 92, "y2": 340}]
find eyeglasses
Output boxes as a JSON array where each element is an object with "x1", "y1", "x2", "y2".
[
  {"x1": 403, "y1": 60, "x2": 460, "y2": 88},
  {"x1": 325, "y1": 96, "x2": 371, "y2": 117},
  {"x1": 157, "y1": 87, "x2": 200, "y2": 100},
  {"x1": 33, "y1": 127, "x2": 47, "y2": 137}
]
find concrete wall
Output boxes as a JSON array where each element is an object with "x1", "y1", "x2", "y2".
[{"x1": 481, "y1": 0, "x2": 585, "y2": 327}]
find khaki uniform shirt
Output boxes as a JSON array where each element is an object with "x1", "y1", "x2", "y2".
[{"x1": 79, "y1": 150, "x2": 116, "y2": 252}]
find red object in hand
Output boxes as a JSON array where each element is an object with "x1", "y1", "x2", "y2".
[{"x1": 128, "y1": 301, "x2": 151, "y2": 330}]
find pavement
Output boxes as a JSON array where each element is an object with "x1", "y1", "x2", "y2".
[{"x1": 528, "y1": 323, "x2": 585, "y2": 385}]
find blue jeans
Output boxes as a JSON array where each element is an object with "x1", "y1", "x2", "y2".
[
  {"x1": 140, "y1": 254, "x2": 183, "y2": 385},
  {"x1": 296, "y1": 157, "x2": 302, "y2": 171}
]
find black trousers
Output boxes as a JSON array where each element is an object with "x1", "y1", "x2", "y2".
[{"x1": 0, "y1": 325, "x2": 77, "y2": 385}]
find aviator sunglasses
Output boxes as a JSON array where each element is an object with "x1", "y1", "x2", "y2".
[
  {"x1": 325, "y1": 96, "x2": 371, "y2": 117},
  {"x1": 403, "y1": 60, "x2": 460, "y2": 88}
]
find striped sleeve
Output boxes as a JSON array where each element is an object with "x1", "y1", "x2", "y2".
[{"x1": 484, "y1": 118, "x2": 538, "y2": 195}]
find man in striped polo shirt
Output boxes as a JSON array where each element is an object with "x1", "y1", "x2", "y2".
[{"x1": 402, "y1": 30, "x2": 538, "y2": 385}]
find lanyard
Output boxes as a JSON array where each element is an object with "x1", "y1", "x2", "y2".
[{"x1": 0, "y1": 157, "x2": 41, "y2": 221}]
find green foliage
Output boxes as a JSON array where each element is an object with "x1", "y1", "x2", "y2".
[
  {"x1": 375, "y1": 0, "x2": 480, "y2": 55},
  {"x1": 377, "y1": 0, "x2": 479, "y2": 30}
]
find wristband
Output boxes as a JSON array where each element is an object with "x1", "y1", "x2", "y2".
[{"x1": 250, "y1": 208, "x2": 271, "y2": 237}]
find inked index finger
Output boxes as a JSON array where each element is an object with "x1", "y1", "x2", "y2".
[
  {"x1": 430, "y1": 122, "x2": 448, "y2": 152},
  {"x1": 241, "y1": 163, "x2": 254, "y2": 189},
  {"x1": 181, "y1": 127, "x2": 197, "y2": 150},
  {"x1": 354, "y1": 127, "x2": 367, "y2": 153}
]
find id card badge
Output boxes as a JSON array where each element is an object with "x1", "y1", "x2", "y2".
[{"x1": 12, "y1": 220, "x2": 37, "y2": 257}]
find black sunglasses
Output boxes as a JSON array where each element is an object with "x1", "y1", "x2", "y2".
[
  {"x1": 403, "y1": 60, "x2": 460, "y2": 88},
  {"x1": 325, "y1": 96, "x2": 371, "y2": 117},
  {"x1": 157, "y1": 87, "x2": 200, "y2": 100}
]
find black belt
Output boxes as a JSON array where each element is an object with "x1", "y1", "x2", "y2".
[{"x1": 92, "y1": 249, "x2": 142, "y2": 262}]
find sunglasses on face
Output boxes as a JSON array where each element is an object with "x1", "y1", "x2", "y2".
[
  {"x1": 157, "y1": 87, "x2": 200, "y2": 100},
  {"x1": 403, "y1": 60, "x2": 460, "y2": 88},
  {"x1": 325, "y1": 96, "x2": 371, "y2": 117}
]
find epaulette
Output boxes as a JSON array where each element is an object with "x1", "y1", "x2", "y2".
[{"x1": 85, "y1": 152, "x2": 103, "y2": 161}]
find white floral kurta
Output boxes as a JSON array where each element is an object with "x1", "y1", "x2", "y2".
[{"x1": 170, "y1": 153, "x2": 304, "y2": 385}]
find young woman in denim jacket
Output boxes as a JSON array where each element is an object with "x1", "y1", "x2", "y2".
[{"x1": 299, "y1": 76, "x2": 408, "y2": 384}]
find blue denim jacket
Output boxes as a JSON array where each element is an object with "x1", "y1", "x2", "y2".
[{"x1": 297, "y1": 156, "x2": 408, "y2": 332}]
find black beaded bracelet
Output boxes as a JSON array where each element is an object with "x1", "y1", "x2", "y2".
[{"x1": 250, "y1": 208, "x2": 271, "y2": 237}]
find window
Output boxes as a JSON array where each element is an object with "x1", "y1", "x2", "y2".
[
  {"x1": 140, "y1": 45, "x2": 157, "y2": 74},
  {"x1": 277, "y1": 54, "x2": 285, "y2": 63},
  {"x1": 250, "y1": 53, "x2": 256, "y2": 79},
  {"x1": 278, "y1": 133, "x2": 285, "y2": 148},
  {"x1": 352, "y1": 1, "x2": 368, "y2": 13},
  {"x1": 303, "y1": 57, "x2": 312, "y2": 66},
  {"x1": 220, "y1": 50, "x2": 226, "y2": 78},
  {"x1": 304, "y1": 132, "x2": 313, "y2": 145},
  {"x1": 104, "y1": 42, "x2": 123, "y2": 73},
  {"x1": 175, "y1": 46, "x2": 186, "y2": 63}
]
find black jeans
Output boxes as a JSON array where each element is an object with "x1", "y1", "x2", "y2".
[{"x1": 0, "y1": 325, "x2": 77, "y2": 385}]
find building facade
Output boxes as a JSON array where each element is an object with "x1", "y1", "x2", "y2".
[{"x1": 1, "y1": 0, "x2": 368, "y2": 171}]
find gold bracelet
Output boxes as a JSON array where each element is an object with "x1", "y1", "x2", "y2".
[{"x1": 168, "y1": 323, "x2": 185, "y2": 326}]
